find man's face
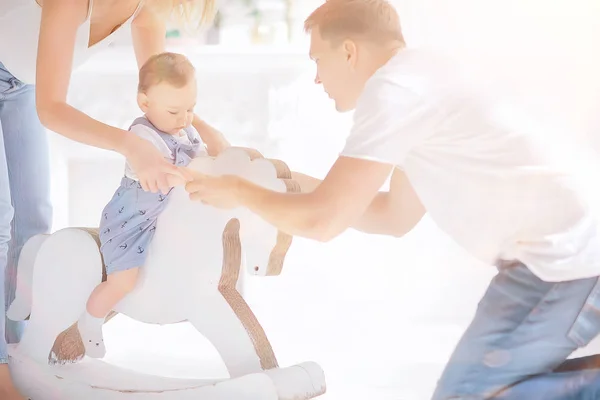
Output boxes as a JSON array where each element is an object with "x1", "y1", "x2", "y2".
[{"x1": 309, "y1": 28, "x2": 366, "y2": 112}]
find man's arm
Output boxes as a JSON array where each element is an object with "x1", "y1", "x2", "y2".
[
  {"x1": 291, "y1": 169, "x2": 425, "y2": 237},
  {"x1": 228, "y1": 156, "x2": 394, "y2": 242}
]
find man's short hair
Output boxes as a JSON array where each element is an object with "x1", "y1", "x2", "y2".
[
  {"x1": 304, "y1": 0, "x2": 405, "y2": 44},
  {"x1": 138, "y1": 52, "x2": 195, "y2": 93}
]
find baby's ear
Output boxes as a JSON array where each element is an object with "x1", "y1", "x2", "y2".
[{"x1": 137, "y1": 92, "x2": 149, "y2": 113}]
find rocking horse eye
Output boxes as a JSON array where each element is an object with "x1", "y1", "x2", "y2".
[{"x1": 254, "y1": 266, "x2": 259, "y2": 272}]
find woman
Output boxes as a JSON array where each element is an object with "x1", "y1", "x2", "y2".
[{"x1": 0, "y1": 0, "x2": 229, "y2": 398}]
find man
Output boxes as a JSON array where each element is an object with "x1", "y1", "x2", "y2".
[{"x1": 185, "y1": 0, "x2": 600, "y2": 398}]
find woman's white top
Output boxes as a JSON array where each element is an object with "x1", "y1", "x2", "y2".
[{"x1": 0, "y1": 0, "x2": 142, "y2": 84}]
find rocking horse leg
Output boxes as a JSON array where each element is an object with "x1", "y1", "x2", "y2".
[
  {"x1": 187, "y1": 218, "x2": 278, "y2": 379},
  {"x1": 48, "y1": 227, "x2": 123, "y2": 363},
  {"x1": 188, "y1": 297, "x2": 265, "y2": 378},
  {"x1": 6, "y1": 234, "x2": 49, "y2": 321},
  {"x1": 15, "y1": 228, "x2": 103, "y2": 365}
]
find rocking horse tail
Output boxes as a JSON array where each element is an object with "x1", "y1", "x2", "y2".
[{"x1": 6, "y1": 234, "x2": 50, "y2": 321}]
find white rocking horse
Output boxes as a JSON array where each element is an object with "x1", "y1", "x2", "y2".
[{"x1": 6, "y1": 147, "x2": 326, "y2": 400}]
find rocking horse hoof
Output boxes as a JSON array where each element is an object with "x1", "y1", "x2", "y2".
[
  {"x1": 266, "y1": 362, "x2": 327, "y2": 398},
  {"x1": 7, "y1": 234, "x2": 49, "y2": 322},
  {"x1": 6, "y1": 298, "x2": 30, "y2": 322}
]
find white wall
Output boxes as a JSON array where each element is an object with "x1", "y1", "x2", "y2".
[{"x1": 394, "y1": 0, "x2": 600, "y2": 143}]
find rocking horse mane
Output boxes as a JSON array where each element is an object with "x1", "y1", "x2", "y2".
[
  {"x1": 50, "y1": 148, "x2": 301, "y2": 366},
  {"x1": 240, "y1": 148, "x2": 301, "y2": 276}
]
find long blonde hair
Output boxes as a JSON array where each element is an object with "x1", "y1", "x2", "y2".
[{"x1": 147, "y1": 0, "x2": 217, "y2": 32}]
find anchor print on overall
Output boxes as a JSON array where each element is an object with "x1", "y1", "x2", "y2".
[{"x1": 99, "y1": 117, "x2": 202, "y2": 274}]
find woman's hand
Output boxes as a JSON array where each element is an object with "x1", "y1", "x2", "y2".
[{"x1": 123, "y1": 135, "x2": 192, "y2": 194}]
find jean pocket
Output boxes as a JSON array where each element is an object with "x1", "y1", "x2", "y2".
[{"x1": 567, "y1": 278, "x2": 600, "y2": 347}]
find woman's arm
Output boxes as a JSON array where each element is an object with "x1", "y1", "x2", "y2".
[
  {"x1": 35, "y1": 0, "x2": 123, "y2": 150},
  {"x1": 131, "y1": 4, "x2": 230, "y2": 157},
  {"x1": 36, "y1": 0, "x2": 183, "y2": 193},
  {"x1": 130, "y1": 2, "x2": 166, "y2": 67}
]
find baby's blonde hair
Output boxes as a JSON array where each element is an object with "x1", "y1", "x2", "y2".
[
  {"x1": 147, "y1": 0, "x2": 217, "y2": 32},
  {"x1": 304, "y1": 0, "x2": 405, "y2": 45},
  {"x1": 138, "y1": 52, "x2": 196, "y2": 93}
]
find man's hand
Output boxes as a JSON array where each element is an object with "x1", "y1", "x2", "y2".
[{"x1": 184, "y1": 170, "x2": 242, "y2": 209}]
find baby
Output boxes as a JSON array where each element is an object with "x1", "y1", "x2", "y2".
[{"x1": 78, "y1": 52, "x2": 208, "y2": 358}]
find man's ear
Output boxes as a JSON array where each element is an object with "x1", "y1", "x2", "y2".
[
  {"x1": 342, "y1": 39, "x2": 358, "y2": 66},
  {"x1": 137, "y1": 92, "x2": 149, "y2": 113}
]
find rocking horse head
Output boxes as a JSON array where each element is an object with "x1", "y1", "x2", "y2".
[
  {"x1": 109, "y1": 147, "x2": 300, "y2": 320},
  {"x1": 180, "y1": 147, "x2": 299, "y2": 277}
]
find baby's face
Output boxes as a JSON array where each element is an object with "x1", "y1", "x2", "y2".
[{"x1": 138, "y1": 80, "x2": 197, "y2": 135}]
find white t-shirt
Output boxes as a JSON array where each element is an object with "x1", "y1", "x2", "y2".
[
  {"x1": 0, "y1": 0, "x2": 142, "y2": 84},
  {"x1": 341, "y1": 48, "x2": 600, "y2": 282},
  {"x1": 124, "y1": 123, "x2": 207, "y2": 181}
]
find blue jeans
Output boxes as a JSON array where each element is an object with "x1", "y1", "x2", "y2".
[
  {"x1": 433, "y1": 261, "x2": 600, "y2": 399},
  {"x1": 0, "y1": 62, "x2": 52, "y2": 363}
]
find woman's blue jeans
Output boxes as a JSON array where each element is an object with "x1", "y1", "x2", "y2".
[{"x1": 0, "y1": 62, "x2": 52, "y2": 363}]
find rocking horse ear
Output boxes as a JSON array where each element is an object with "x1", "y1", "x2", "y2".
[
  {"x1": 211, "y1": 148, "x2": 258, "y2": 176},
  {"x1": 244, "y1": 159, "x2": 280, "y2": 184},
  {"x1": 232, "y1": 147, "x2": 264, "y2": 160}
]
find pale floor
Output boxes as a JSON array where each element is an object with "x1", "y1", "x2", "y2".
[
  {"x1": 30, "y1": 222, "x2": 495, "y2": 400},
  {"x1": 27, "y1": 224, "x2": 598, "y2": 400}
]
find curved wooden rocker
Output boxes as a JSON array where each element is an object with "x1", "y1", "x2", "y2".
[{"x1": 6, "y1": 147, "x2": 326, "y2": 400}]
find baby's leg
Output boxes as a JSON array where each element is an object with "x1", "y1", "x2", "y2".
[{"x1": 78, "y1": 268, "x2": 139, "y2": 358}]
